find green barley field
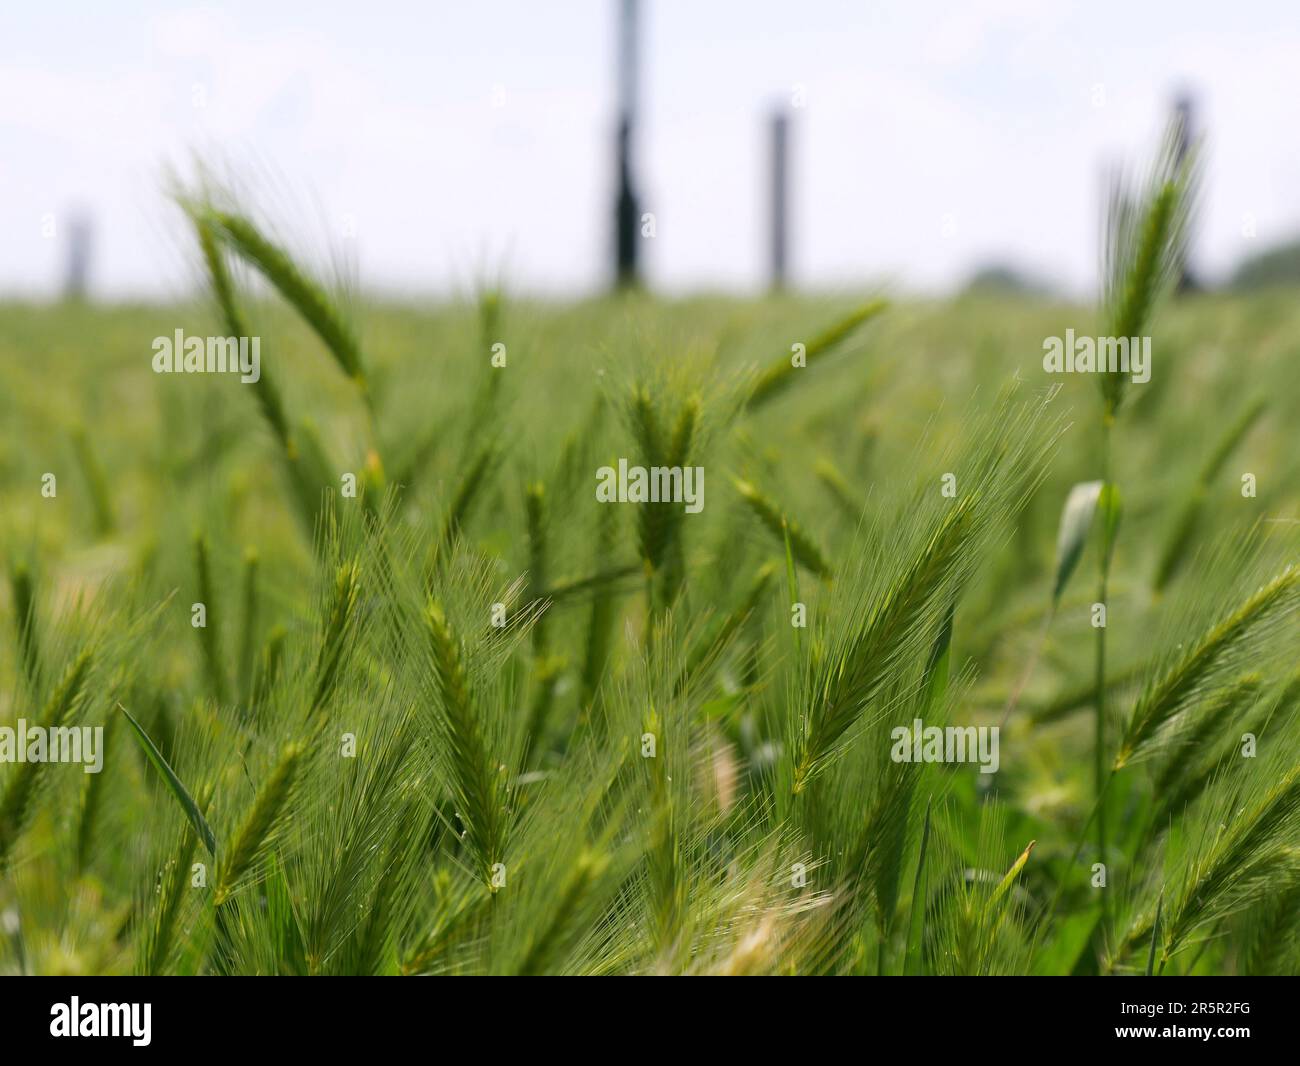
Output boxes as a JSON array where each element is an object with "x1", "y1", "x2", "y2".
[{"x1": 2, "y1": 160, "x2": 1300, "y2": 976}]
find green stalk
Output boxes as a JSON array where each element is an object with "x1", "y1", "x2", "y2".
[
  {"x1": 252, "y1": 625, "x2": 287, "y2": 707},
  {"x1": 580, "y1": 506, "x2": 619, "y2": 712},
  {"x1": 193, "y1": 532, "x2": 227, "y2": 705},
  {"x1": 523, "y1": 483, "x2": 560, "y2": 758},
  {"x1": 1094, "y1": 413, "x2": 1112, "y2": 930},
  {"x1": 76, "y1": 713, "x2": 117, "y2": 872},
  {"x1": 236, "y1": 547, "x2": 259, "y2": 709},
  {"x1": 72, "y1": 426, "x2": 115, "y2": 536},
  {"x1": 902, "y1": 796, "x2": 934, "y2": 976}
]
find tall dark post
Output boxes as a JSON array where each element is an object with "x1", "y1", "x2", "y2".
[
  {"x1": 1172, "y1": 90, "x2": 1197, "y2": 294},
  {"x1": 769, "y1": 109, "x2": 790, "y2": 290},
  {"x1": 614, "y1": 0, "x2": 641, "y2": 289},
  {"x1": 64, "y1": 211, "x2": 93, "y2": 301}
]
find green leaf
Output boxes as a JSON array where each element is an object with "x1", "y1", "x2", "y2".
[
  {"x1": 118, "y1": 702, "x2": 216, "y2": 857},
  {"x1": 903, "y1": 796, "x2": 934, "y2": 976},
  {"x1": 699, "y1": 691, "x2": 747, "y2": 723},
  {"x1": 1030, "y1": 909, "x2": 1101, "y2": 975},
  {"x1": 1051, "y1": 481, "x2": 1103, "y2": 604},
  {"x1": 1146, "y1": 892, "x2": 1164, "y2": 977}
]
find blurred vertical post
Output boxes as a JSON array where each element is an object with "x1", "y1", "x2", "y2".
[
  {"x1": 1172, "y1": 90, "x2": 1197, "y2": 294},
  {"x1": 614, "y1": 0, "x2": 641, "y2": 289},
  {"x1": 64, "y1": 211, "x2": 93, "y2": 301},
  {"x1": 769, "y1": 109, "x2": 790, "y2": 290}
]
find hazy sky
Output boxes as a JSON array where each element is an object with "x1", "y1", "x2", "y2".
[{"x1": 3, "y1": 0, "x2": 1298, "y2": 299}]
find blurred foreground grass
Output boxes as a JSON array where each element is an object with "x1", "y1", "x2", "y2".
[{"x1": 1, "y1": 286, "x2": 1299, "y2": 974}]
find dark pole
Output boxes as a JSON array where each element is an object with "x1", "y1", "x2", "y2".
[
  {"x1": 1172, "y1": 90, "x2": 1197, "y2": 294},
  {"x1": 769, "y1": 109, "x2": 789, "y2": 290},
  {"x1": 614, "y1": 0, "x2": 641, "y2": 289},
  {"x1": 64, "y1": 211, "x2": 92, "y2": 301}
]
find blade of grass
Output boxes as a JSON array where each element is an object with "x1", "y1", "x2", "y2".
[
  {"x1": 903, "y1": 797, "x2": 934, "y2": 976},
  {"x1": 118, "y1": 701, "x2": 216, "y2": 857}
]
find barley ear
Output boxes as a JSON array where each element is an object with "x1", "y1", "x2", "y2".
[
  {"x1": 425, "y1": 600, "x2": 508, "y2": 883},
  {"x1": 792, "y1": 495, "x2": 979, "y2": 792},
  {"x1": 512, "y1": 850, "x2": 610, "y2": 975},
  {"x1": 746, "y1": 299, "x2": 886, "y2": 410},
  {"x1": 1100, "y1": 118, "x2": 1200, "y2": 416},
  {"x1": 193, "y1": 213, "x2": 293, "y2": 451},
  {"x1": 213, "y1": 742, "x2": 305, "y2": 906},
  {"x1": 141, "y1": 828, "x2": 199, "y2": 974},
  {"x1": 309, "y1": 560, "x2": 362, "y2": 716},
  {"x1": 733, "y1": 477, "x2": 832, "y2": 578},
  {"x1": 0, "y1": 649, "x2": 95, "y2": 868},
  {"x1": 205, "y1": 209, "x2": 368, "y2": 400},
  {"x1": 989, "y1": 840, "x2": 1035, "y2": 913},
  {"x1": 1154, "y1": 765, "x2": 1300, "y2": 963},
  {"x1": 628, "y1": 385, "x2": 671, "y2": 571},
  {"x1": 1115, "y1": 567, "x2": 1300, "y2": 767}
]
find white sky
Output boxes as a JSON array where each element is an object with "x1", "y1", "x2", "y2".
[{"x1": 2, "y1": 0, "x2": 1298, "y2": 299}]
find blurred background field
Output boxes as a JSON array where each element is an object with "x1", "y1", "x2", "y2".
[{"x1": 4, "y1": 287, "x2": 1298, "y2": 628}]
